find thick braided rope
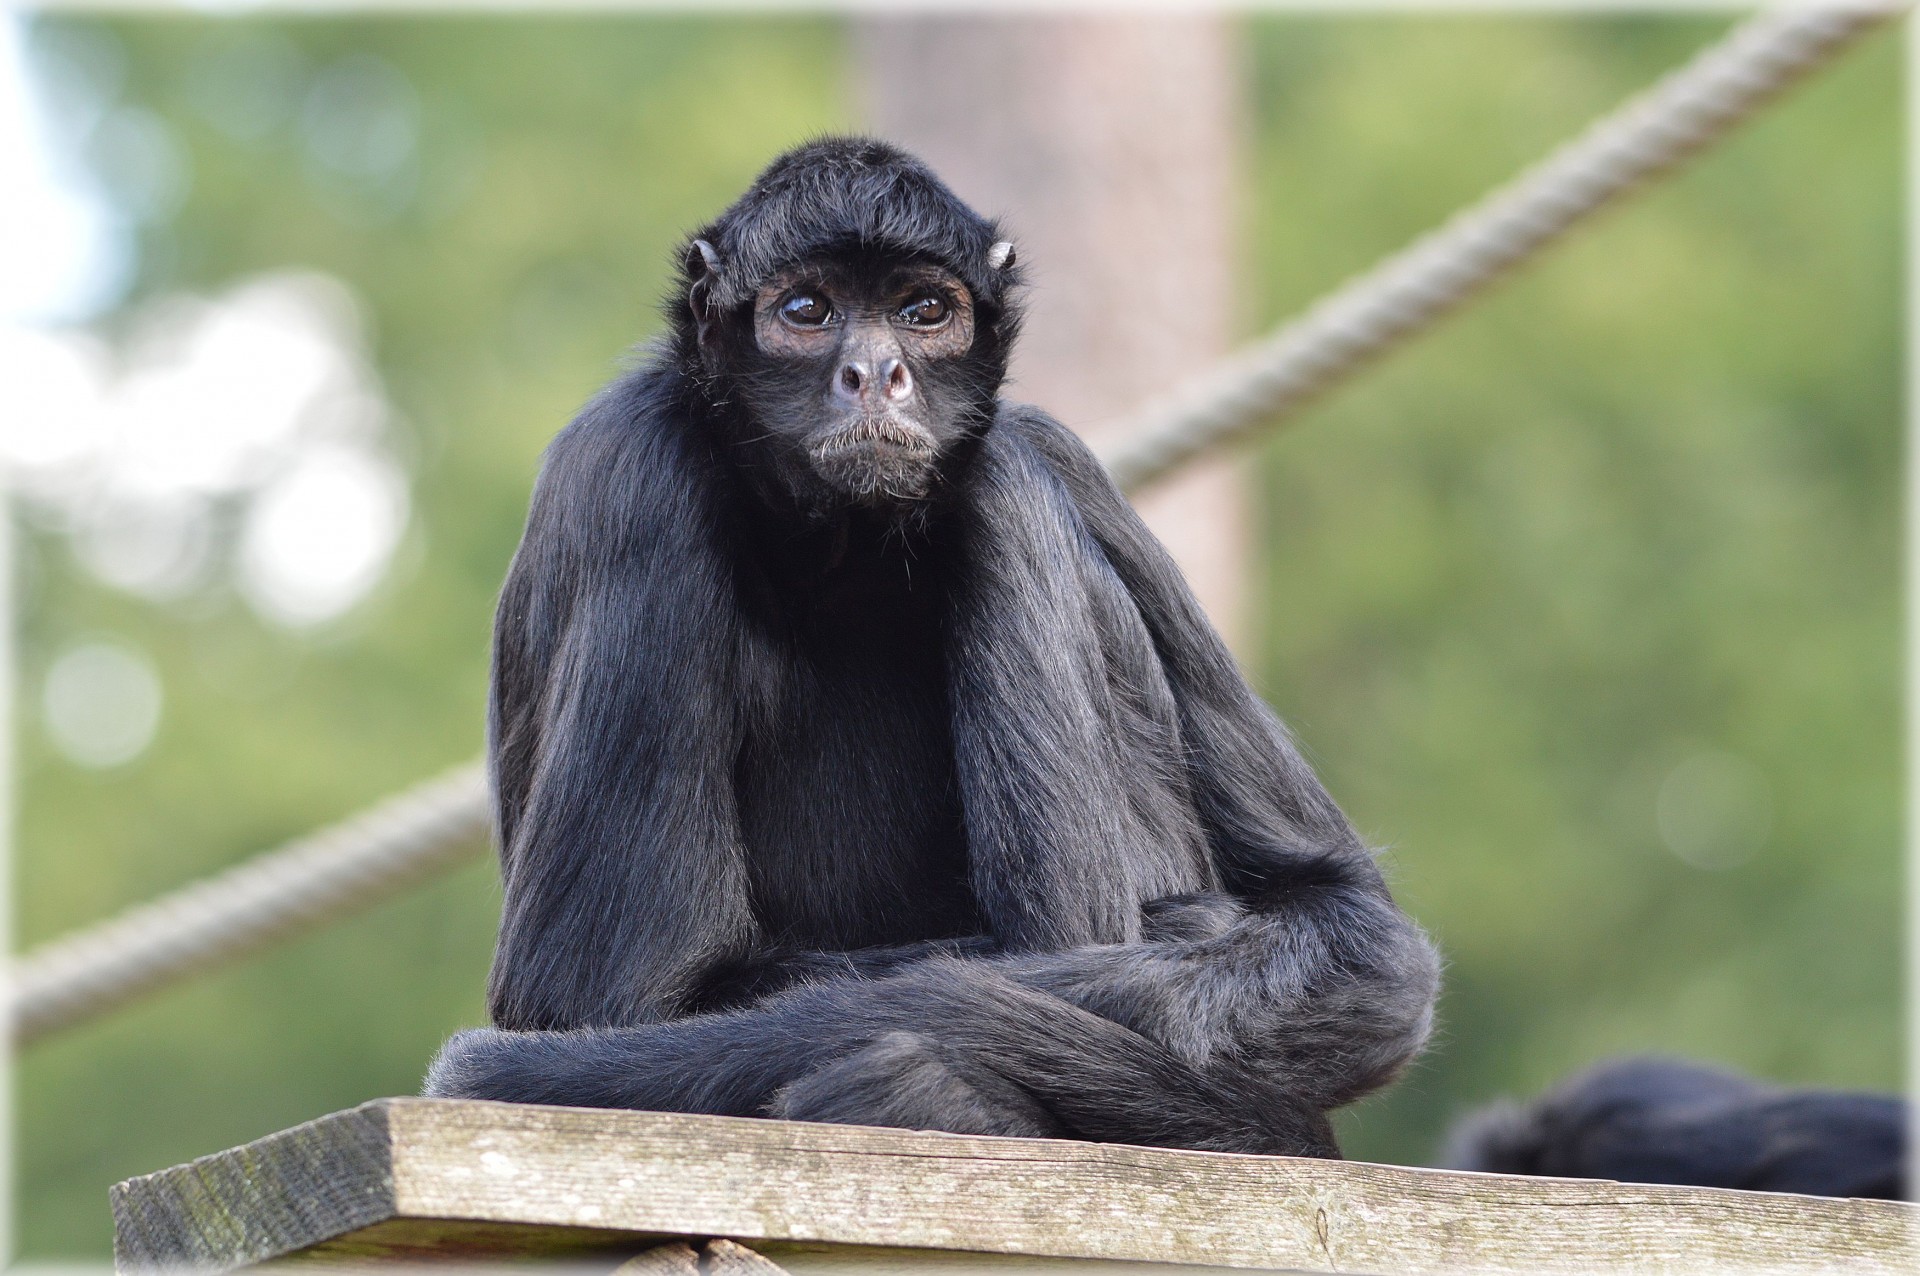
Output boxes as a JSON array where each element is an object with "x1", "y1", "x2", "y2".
[
  {"x1": 5, "y1": 5, "x2": 1898, "y2": 1048},
  {"x1": 1103, "y1": 2, "x2": 1903, "y2": 493},
  {"x1": 9, "y1": 764, "x2": 488, "y2": 1047}
]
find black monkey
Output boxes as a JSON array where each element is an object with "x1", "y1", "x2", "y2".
[
  {"x1": 1442, "y1": 1058, "x2": 1907, "y2": 1199},
  {"x1": 426, "y1": 138, "x2": 1440, "y2": 1156}
]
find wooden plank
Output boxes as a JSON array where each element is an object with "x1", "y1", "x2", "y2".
[
  {"x1": 113, "y1": 1097, "x2": 1918, "y2": 1274},
  {"x1": 112, "y1": 1099, "x2": 396, "y2": 1271},
  {"x1": 258, "y1": 1217, "x2": 653, "y2": 1267}
]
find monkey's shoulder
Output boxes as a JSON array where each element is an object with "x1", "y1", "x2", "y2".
[
  {"x1": 541, "y1": 362, "x2": 702, "y2": 477},
  {"x1": 523, "y1": 363, "x2": 730, "y2": 561},
  {"x1": 980, "y1": 400, "x2": 1133, "y2": 516},
  {"x1": 986, "y1": 400, "x2": 1091, "y2": 464}
]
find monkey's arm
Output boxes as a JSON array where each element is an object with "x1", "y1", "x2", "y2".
[
  {"x1": 945, "y1": 417, "x2": 1196, "y2": 952},
  {"x1": 1010, "y1": 406, "x2": 1439, "y2": 1104},
  {"x1": 1010, "y1": 406, "x2": 1376, "y2": 888},
  {"x1": 487, "y1": 386, "x2": 756, "y2": 1030}
]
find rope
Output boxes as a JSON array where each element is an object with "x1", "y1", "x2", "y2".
[
  {"x1": 6, "y1": 4, "x2": 1899, "y2": 1048},
  {"x1": 9, "y1": 764, "x2": 489, "y2": 1047},
  {"x1": 1102, "y1": 1, "x2": 1904, "y2": 493}
]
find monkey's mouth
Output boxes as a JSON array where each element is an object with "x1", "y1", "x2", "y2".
[
  {"x1": 809, "y1": 417, "x2": 936, "y2": 462},
  {"x1": 807, "y1": 417, "x2": 938, "y2": 503}
]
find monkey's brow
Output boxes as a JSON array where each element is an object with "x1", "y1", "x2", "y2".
[
  {"x1": 888, "y1": 263, "x2": 964, "y2": 285},
  {"x1": 883, "y1": 271, "x2": 969, "y2": 302},
  {"x1": 751, "y1": 278, "x2": 835, "y2": 313}
]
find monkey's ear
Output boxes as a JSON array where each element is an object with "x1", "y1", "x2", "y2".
[
  {"x1": 688, "y1": 239, "x2": 722, "y2": 277},
  {"x1": 987, "y1": 240, "x2": 1017, "y2": 272},
  {"x1": 686, "y1": 239, "x2": 723, "y2": 346}
]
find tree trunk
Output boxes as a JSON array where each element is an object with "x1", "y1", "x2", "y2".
[{"x1": 855, "y1": 14, "x2": 1252, "y2": 650}]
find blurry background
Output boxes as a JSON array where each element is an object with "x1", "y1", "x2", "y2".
[{"x1": 3, "y1": 8, "x2": 1898, "y2": 1259}]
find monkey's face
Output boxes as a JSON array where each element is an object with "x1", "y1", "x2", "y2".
[{"x1": 707, "y1": 251, "x2": 991, "y2": 510}]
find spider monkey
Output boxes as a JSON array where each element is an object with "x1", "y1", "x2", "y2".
[{"x1": 425, "y1": 138, "x2": 1440, "y2": 1157}]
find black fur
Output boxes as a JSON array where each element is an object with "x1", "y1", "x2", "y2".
[
  {"x1": 425, "y1": 137, "x2": 1440, "y2": 1156},
  {"x1": 1442, "y1": 1058, "x2": 1907, "y2": 1199}
]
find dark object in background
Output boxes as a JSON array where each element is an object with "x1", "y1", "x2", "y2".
[
  {"x1": 423, "y1": 138, "x2": 1440, "y2": 1155},
  {"x1": 1442, "y1": 1057, "x2": 1907, "y2": 1199}
]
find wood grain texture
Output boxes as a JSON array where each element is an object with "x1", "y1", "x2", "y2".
[
  {"x1": 112, "y1": 1098, "x2": 396, "y2": 1271},
  {"x1": 113, "y1": 1098, "x2": 1918, "y2": 1274}
]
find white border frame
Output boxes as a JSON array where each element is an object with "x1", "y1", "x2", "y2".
[{"x1": 0, "y1": 1, "x2": 1907, "y2": 1268}]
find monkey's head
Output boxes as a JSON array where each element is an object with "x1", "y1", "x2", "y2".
[{"x1": 675, "y1": 138, "x2": 1023, "y2": 514}]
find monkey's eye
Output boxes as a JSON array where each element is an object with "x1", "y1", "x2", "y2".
[
  {"x1": 899, "y1": 296, "x2": 949, "y2": 327},
  {"x1": 780, "y1": 293, "x2": 833, "y2": 326}
]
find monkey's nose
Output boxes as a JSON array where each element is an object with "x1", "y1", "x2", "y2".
[
  {"x1": 880, "y1": 358, "x2": 912, "y2": 400},
  {"x1": 835, "y1": 358, "x2": 914, "y2": 404}
]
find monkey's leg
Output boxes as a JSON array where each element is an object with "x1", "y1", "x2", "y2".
[
  {"x1": 426, "y1": 958, "x2": 1335, "y2": 1156},
  {"x1": 768, "y1": 1030, "x2": 1067, "y2": 1139},
  {"x1": 430, "y1": 878, "x2": 1431, "y2": 1158},
  {"x1": 770, "y1": 966, "x2": 1338, "y2": 1155},
  {"x1": 752, "y1": 887, "x2": 1434, "y2": 1134},
  {"x1": 1009, "y1": 887, "x2": 1440, "y2": 1113}
]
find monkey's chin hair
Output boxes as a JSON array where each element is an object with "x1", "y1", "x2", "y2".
[{"x1": 808, "y1": 417, "x2": 939, "y2": 506}]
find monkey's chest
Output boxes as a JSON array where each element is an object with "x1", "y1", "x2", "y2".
[{"x1": 734, "y1": 616, "x2": 978, "y2": 950}]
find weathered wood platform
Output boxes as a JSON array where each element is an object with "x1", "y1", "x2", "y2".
[{"x1": 112, "y1": 1097, "x2": 1916, "y2": 1273}]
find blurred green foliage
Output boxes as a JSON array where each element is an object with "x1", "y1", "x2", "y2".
[
  {"x1": 1238, "y1": 16, "x2": 1900, "y2": 1160},
  {"x1": 13, "y1": 13, "x2": 1899, "y2": 1257}
]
